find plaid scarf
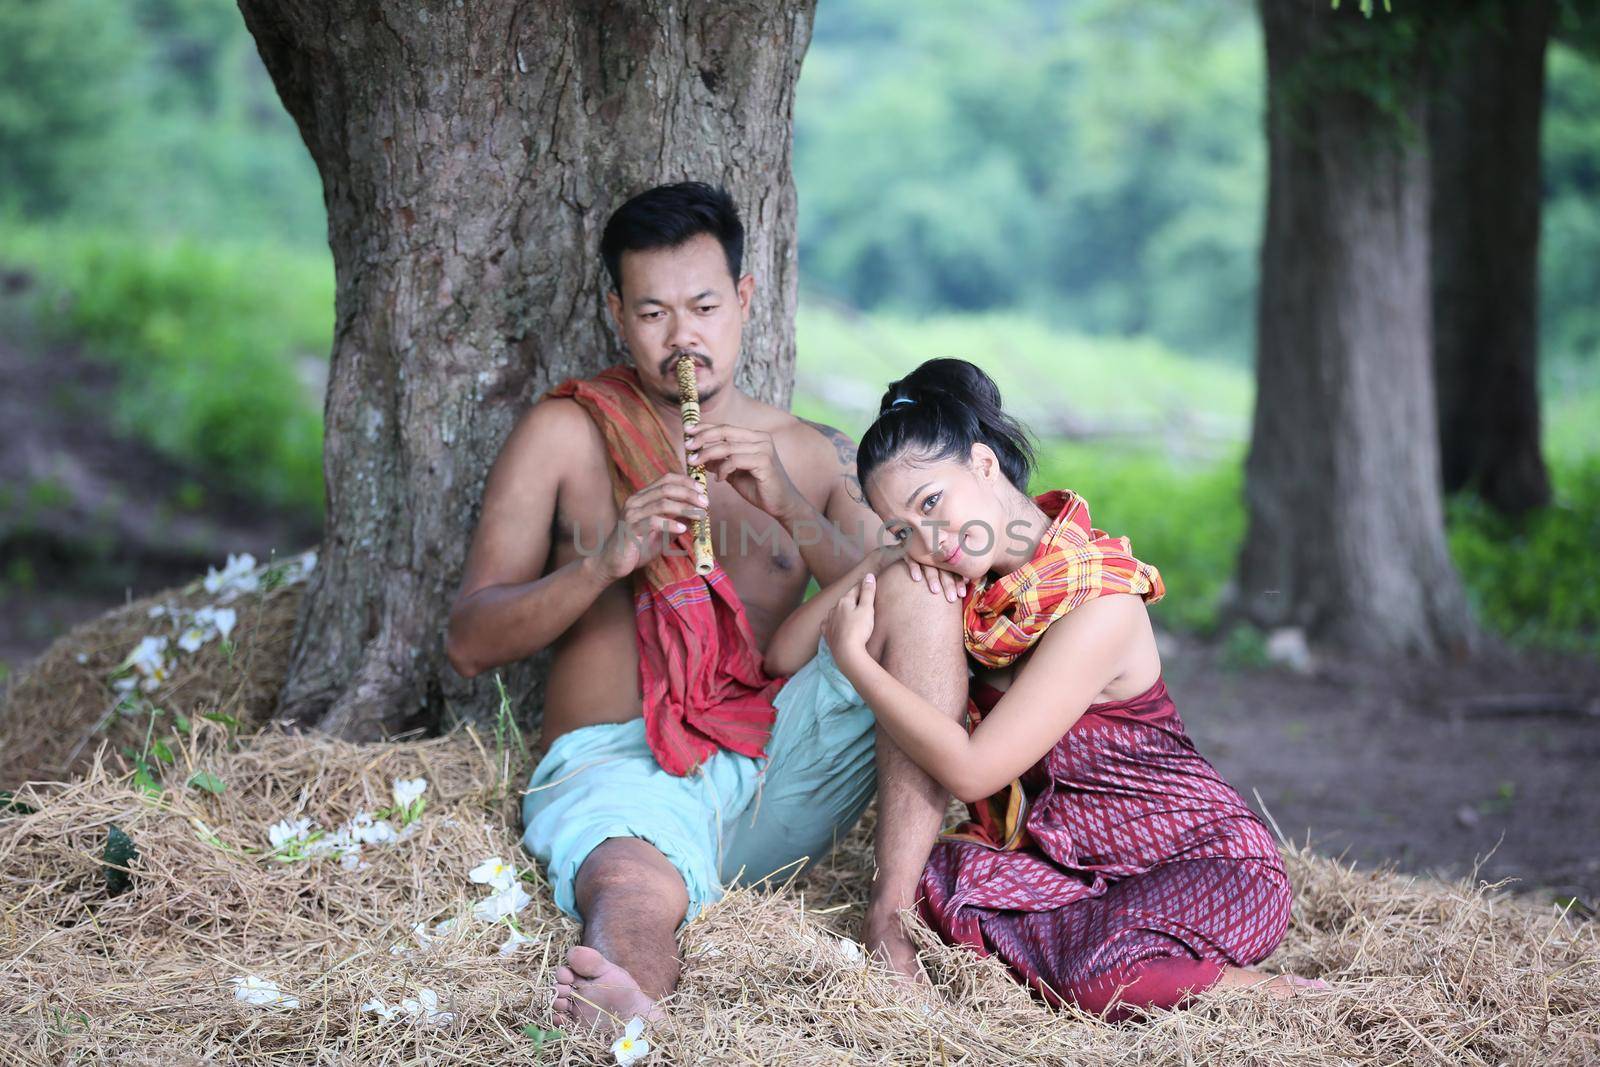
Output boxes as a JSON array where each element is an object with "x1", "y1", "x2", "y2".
[
  {"x1": 963, "y1": 489, "x2": 1165, "y2": 667},
  {"x1": 545, "y1": 367, "x2": 783, "y2": 777},
  {"x1": 946, "y1": 489, "x2": 1164, "y2": 851}
]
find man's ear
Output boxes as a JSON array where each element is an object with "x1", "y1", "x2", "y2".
[
  {"x1": 605, "y1": 288, "x2": 624, "y2": 333},
  {"x1": 737, "y1": 273, "x2": 756, "y2": 320}
]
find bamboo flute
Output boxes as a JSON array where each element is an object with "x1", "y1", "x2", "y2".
[{"x1": 676, "y1": 353, "x2": 716, "y2": 576}]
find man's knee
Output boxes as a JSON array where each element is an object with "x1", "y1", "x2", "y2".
[
  {"x1": 869, "y1": 564, "x2": 964, "y2": 657},
  {"x1": 575, "y1": 837, "x2": 689, "y2": 910}
]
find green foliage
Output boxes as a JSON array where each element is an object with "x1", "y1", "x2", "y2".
[
  {"x1": 1220, "y1": 622, "x2": 1273, "y2": 670},
  {"x1": 1031, "y1": 442, "x2": 1247, "y2": 635},
  {"x1": 0, "y1": 0, "x2": 324, "y2": 245},
  {"x1": 796, "y1": 0, "x2": 1267, "y2": 362},
  {"x1": 1541, "y1": 43, "x2": 1600, "y2": 367},
  {"x1": 1448, "y1": 455, "x2": 1600, "y2": 655},
  {"x1": 186, "y1": 770, "x2": 227, "y2": 795},
  {"x1": 795, "y1": 305, "x2": 1254, "y2": 430},
  {"x1": 103, "y1": 824, "x2": 139, "y2": 896},
  {"x1": 3, "y1": 222, "x2": 332, "y2": 512},
  {"x1": 0, "y1": 0, "x2": 143, "y2": 215}
]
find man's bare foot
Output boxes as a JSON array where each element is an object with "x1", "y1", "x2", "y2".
[
  {"x1": 551, "y1": 946, "x2": 665, "y2": 1033},
  {"x1": 863, "y1": 909, "x2": 927, "y2": 984}
]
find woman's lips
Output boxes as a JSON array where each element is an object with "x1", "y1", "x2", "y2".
[{"x1": 940, "y1": 542, "x2": 963, "y2": 567}]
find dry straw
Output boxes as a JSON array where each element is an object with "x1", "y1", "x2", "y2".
[{"x1": 1, "y1": 574, "x2": 1596, "y2": 1065}]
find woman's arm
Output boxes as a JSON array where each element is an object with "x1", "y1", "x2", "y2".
[
  {"x1": 764, "y1": 545, "x2": 902, "y2": 677},
  {"x1": 827, "y1": 582, "x2": 1144, "y2": 802}
]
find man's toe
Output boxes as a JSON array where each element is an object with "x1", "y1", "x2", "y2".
[{"x1": 566, "y1": 944, "x2": 610, "y2": 978}]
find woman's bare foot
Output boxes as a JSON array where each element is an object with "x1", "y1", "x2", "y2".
[
  {"x1": 551, "y1": 946, "x2": 666, "y2": 1033},
  {"x1": 1213, "y1": 965, "x2": 1331, "y2": 999},
  {"x1": 863, "y1": 909, "x2": 927, "y2": 984}
]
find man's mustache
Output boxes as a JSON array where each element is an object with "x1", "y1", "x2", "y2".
[{"x1": 660, "y1": 350, "x2": 711, "y2": 377}]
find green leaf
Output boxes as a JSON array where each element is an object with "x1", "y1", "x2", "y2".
[
  {"x1": 201, "y1": 710, "x2": 240, "y2": 728},
  {"x1": 186, "y1": 770, "x2": 227, "y2": 795},
  {"x1": 173, "y1": 712, "x2": 192, "y2": 735},
  {"x1": 520, "y1": 1025, "x2": 564, "y2": 1051},
  {"x1": 151, "y1": 738, "x2": 175, "y2": 764},
  {"x1": 0, "y1": 789, "x2": 37, "y2": 815},
  {"x1": 103, "y1": 824, "x2": 139, "y2": 896},
  {"x1": 131, "y1": 760, "x2": 162, "y2": 797}
]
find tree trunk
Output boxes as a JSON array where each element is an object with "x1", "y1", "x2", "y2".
[
  {"x1": 1431, "y1": 0, "x2": 1554, "y2": 516},
  {"x1": 1239, "y1": 1, "x2": 1475, "y2": 658},
  {"x1": 235, "y1": 0, "x2": 816, "y2": 739}
]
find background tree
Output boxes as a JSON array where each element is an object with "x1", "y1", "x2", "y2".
[
  {"x1": 1239, "y1": 0, "x2": 1475, "y2": 656},
  {"x1": 1430, "y1": 0, "x2": 1556, "y2": 516},
  {"x1": 234, "y1": 0, "x2": 817, "y2": 738}
]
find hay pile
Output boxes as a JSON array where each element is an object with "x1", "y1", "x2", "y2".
[
  {"x1": 2, "y1": 721, "x2": 1596, "y2": 1066},
  {"x1": 0, "y1": 555, "x2": 306, "y2": 789}
]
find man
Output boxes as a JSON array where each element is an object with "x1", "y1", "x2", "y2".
[{"x1": 445, "y1": 182, "x2": 967, "y2": 1029}]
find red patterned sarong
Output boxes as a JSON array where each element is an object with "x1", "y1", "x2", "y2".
[
  {"x1": 546, "y1": 367, "x2": 785, "y2": 776},
  {"x1": 918, "y1": 678, "x2": 1290, "y2": 1017}
]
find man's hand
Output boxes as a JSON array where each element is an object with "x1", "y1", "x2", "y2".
[
  {"x1": 684, "y1": 422, "x2": 808, "y2": 522},
  {"x1": 592, "y1": 473, "x2": 709, "y2": 582}
]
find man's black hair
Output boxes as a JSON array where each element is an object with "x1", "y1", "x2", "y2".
[{"x1": 600, "y1": 181, "x2": 744, "y2": 295}]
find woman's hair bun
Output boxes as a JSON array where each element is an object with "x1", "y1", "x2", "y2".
[{"x1": 859, "y1": 358, "x2": 1034, "y2": 493}]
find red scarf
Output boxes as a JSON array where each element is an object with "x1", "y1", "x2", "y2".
[{"x1": 546, "y1": 367, "x2": 784, "y2": 776}]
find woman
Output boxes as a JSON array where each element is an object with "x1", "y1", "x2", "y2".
[{"x1": 775, "y1": 358, "x2": 1320, "y2": 1018}]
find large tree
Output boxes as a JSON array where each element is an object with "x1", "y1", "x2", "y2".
[
  {"x1": 235, "y1": 0, "x2": 817, "y2": 738},
  {"x1": 1240, "y1": 1, "x2": 1475, "y2": 657},
  {"x1": 1430, "y1": 0, "x2": 1556, "y2": 516}
]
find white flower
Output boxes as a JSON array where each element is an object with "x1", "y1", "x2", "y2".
[
  {"x1": 75, "y1": 652, "x2": 89, "y2": 664},
  {"x1": 147, "y1": 605, "x2": 166, "y2": 618},
  {"x1": 231, "y1": 975, "x2": 299, "y2": 1009},
  {"x1": 392, "y1": 778, "x2": 427, "y2": 809},
  {"x1": 194, "y1": 604, "x2": 238, "y2": 641},
  {"x1": 349, "y1": 812, "x2": 397, "y2": 845},
  {"x1": 267, "y1": 817, "x2": 313, "y2": 850},
  {"x1": 472, "y1": 883, "x2": 532, "y2": 923},
  {"x1": 361, "y1": 997, "x2": 402, "y2": 1022},
  {"x1": 293, "y1": 550, "x2": 317, "y2": 579},
  {"x1": 433, "y1": 918, "x2": 457, "y2": 936},
  {"x1": 339, "y1": 850, "x2": 368, "y2": 871},
  {"x1": 833, "y1": 937, "x2": 865, "y2": 965},
  {"x1": 400, "y1": 987, "x2": 455, "y2": 1028},
  {"x1": 177, "y1": 627, "x2": 208, "y2": 653},
  {"x1": 203, "y1": 553, "x2": 259, "y2": 600},
  {"x1": 468, "y1": 856, "x2": 519, "y2": 892},
  {"x1": 498, "y1": 925, "x2": 533, "y2": 958},
  {"x1": 306, "y1": 825, "x2": 359, "y2": 858},
  {"x1": 611, "y1": 1017, "x2": 651, "y2": 1066},
  {"x1": 121, "y1": 635, "x2": 172, "y2": 691}
]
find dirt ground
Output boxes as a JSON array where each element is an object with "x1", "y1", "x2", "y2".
[
  {"x1": 3, "y1": 273, "x2": 1596, "y2": 912},
  {"x1": 1165, "y1": 634, "x2": 1600, "y2": 909}
]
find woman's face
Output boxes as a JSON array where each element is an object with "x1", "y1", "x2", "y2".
[{"x1": 864, "y1": 444, "x2": 1009, "y2": 580}]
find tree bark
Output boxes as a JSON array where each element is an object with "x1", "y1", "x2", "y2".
[
  {"x1": 235, "y1": 0, "x2": 816, "y2": 738},
  {"x1": 1430, "y1": 0, "x2": 1554, "y2": 516},
  {"x1": 1240, "y1": 1, "x2": 1475, "y2": 658}
]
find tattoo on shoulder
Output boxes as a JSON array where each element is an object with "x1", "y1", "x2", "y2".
[{"x1": 801, "y1": 418, "x2": 868, "y2": 508}]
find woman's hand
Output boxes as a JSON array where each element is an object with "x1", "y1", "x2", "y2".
[
  {"x1": 870, "y1": 542, "x2": 969, "y2": 603},
  {"x1": 904, "y1": 557, "x2": 968, "y2": 602},
  {"x1": 823, "y1": 571, "x2": 878, "y2": 661}
]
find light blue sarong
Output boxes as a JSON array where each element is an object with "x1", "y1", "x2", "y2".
[{"x1": 520, "y1": 637, "x2": 875, "y2": 924}]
